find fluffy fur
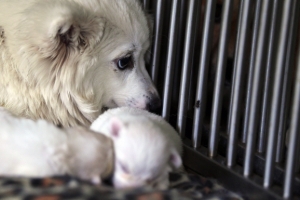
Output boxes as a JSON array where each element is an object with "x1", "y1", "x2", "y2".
[
  {"x1": 90, "y1": 107, "x2": 182, "y2": 189},
  {"x1": 0, "y1": 0, "x2": 160, "y2": 127},
  {"x1": 0, "y1": 108, "x2": 114, "y2": 184}
]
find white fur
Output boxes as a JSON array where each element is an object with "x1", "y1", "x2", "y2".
[
  {"x1": 0, "y1": 108, "x2": 114, "y2": 184},
  {"x1": 90, "y1": 107, "x2": 183, "y2": 189},
  {"x1": 0, "y1": 0, "x2": 159, "y2": 127}
]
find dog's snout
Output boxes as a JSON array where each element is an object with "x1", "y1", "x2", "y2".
[{"x1": 147, "y1": 94, "x2": 161, "y2": 112}]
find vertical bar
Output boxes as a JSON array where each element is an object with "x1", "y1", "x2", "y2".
[
  {"x1": 143, "y1": 0, "x2": 150, "y2": 11},
  {"x1": 264, "y1": 0, "x2": 296, "y2": 188},
  {"x1": 177, "y1": 0, "x2": 200, "y2": 136},
  {"x1": 210, "y1": 0, "x2": 234, "y2": 157},
  {"x1": 275, "y1": 0, "x2": 300, "y2": 163},
  {"x1": 283, "y1": 27, "x2": 300, "y2": 200},
  {"x1": 226, "y1": 0, "x2": 252, "y2": 165},
  {"x1": 226, "y1": 1, "x2": 242, "y2": 136},
  {"x1": 258, "y1": 0, "x2": 282, "y2": 153},
  {"x1": 241, "y1": 0, "x2": 262, "y2": 144},
  {"x1": 171, "y1": 0, "x2": 188, "y2": 117},
  {"x1": 244, "y1": 1, "x2": 272, "y2": 177},
  {"x1": 151, "y1": 0, "x2": 165, "y2": 85},
  {"x1": 161, "y1": 0, "x2": 181, "y2": 120},
  {"x1": 192, "y1": 0, "x2": 217, "y2": 149}
]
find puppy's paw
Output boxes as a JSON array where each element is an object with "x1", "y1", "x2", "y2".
[
  {"x1": 91, "y1": 176, "x2": 102, "y2": 185},
  {"x1": 154, "y1": 177, "x2": 169, "y2": 190}
]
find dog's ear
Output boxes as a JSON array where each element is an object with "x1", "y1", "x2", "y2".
[
  {"x1": 46, "y1": 13, "x2": 98, "y2": 55},
  {"x1": 49, "y1": 17, "x2": 82, "y2": 48},
  {"x1": 169, "y1": 148, "x2": 182, "y2": 169},
  {"x1": 28, "y1": 1, "x2": 104, "y2": 59},
  {"x1": 109, "y1": 117, "x2": 124, "y2": 138}
]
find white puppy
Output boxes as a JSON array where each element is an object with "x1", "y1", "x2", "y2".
[
  {"x1": 0, "y1": 0, "x2": 160, "y2": 127},
  {"x1": 90, "y1": 107, "x2": 182, "y2": 189},
  {"x1": 0, "y1": 108, "x2": 114, "y2": 184}
]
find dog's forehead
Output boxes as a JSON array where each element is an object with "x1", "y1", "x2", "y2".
[{"x1": 98, "y1": 0, "x2": 150, "y2": 46}]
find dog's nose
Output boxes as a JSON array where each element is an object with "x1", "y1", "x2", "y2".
[{"x1": 147, "y1": 95, "x2": 161, "y2": 112}]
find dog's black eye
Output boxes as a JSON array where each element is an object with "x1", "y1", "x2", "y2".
[{"x1": 117, "y1": 55, "x2": 132, "y2": 70}]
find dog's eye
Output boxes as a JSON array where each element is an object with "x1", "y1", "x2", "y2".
[{"x1": 116, "y1": 55, "x2": 133, "y2": 70}]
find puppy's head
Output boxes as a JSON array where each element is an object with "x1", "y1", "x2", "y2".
[
  {"x1": 65, "y1": 126, "x2": 114, "y2": 184},
  {"x1": 107, "y1": 117, "x2": 182, "y2": 189},
  {"x1": 17, "y1": 0, "x2": 160, "y2": 123}
]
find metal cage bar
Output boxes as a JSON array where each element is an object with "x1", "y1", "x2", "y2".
[
  {"x1": 226, "y1": 0, "x2": 252, "y2": 166},
  {"x1": 142, "y1": 0, "x2": 150, "y2": 11},
  {"x1": 241, "y1": 0, "x2": 262, "y2": 147},
  {"x1": 161, "y1": 0, "x2": 181, "y2": 120},
  {"x1": 177, "y1": 0, "x2": 201, "y2": 136},
  {"x1": 147, "y1": 0, "x2": 300, "y2": 198},
  {"x1": 150, "y1": 0, "x2": 165, "y2": 85},
  {"x1": 192, "y1": 0, "x2": 217, "y2": 150},
  {"x1": 283, "y1": 20, "x2": 300, "y2": 198},
  {"x1": 258, "y1": 0, "x2": 282, "y2": 154},
  {"x1": 244, "y1": 0, "x2": 272, "y2": 177},
  {"x1": 264, "y1": 0, "x2": 297, "y2": 188},
  {"x1": 275, "y1": 0, "x2": 300, "y2": 164},
  {"x1": 210, "y1": 0, "x2": 234, "y2": 159}
]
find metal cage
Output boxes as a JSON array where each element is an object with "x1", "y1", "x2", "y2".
[{"x1": 142, "y1": 0, "x2": 300, "y2": 199}]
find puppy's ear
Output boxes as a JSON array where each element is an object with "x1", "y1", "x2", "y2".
[
  {"x1": 169, "y1": 148, "x2": 182, "y2": 169},
  {"x1": 109, "y1": 117, "x2": 124, "y2": 138}
]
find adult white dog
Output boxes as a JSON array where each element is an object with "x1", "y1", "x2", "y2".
[{"x1": 0, "y1": 0, "x2": 160, "y2": 127}]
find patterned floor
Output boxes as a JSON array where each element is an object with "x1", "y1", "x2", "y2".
[{"x1": 0, "y1": 172, "x2": 243, "y2": 200}]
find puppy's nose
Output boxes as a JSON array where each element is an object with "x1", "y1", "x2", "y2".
[{"x1": 147, "y1": 95, "x2": 161, "y2": 112}]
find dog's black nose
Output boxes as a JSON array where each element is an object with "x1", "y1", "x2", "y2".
[{"x1": 147, "y1": 95, "x2": 161, "y2": 112}]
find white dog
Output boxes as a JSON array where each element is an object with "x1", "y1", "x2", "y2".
[
  {"x1": 90, "y1": 107, "x2": 183, "y2": 189},
  {"x1": 0, "y1": 108, "x2": 114, "y2": 184},
  {"x1": 0, "y1": 0, "x2": 160, "y2": 127}
]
